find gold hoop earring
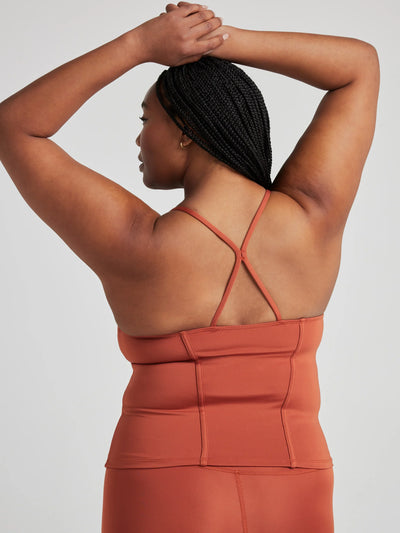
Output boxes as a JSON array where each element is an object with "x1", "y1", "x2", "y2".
[{"x1": 179, "y1": 141, "x2": 185, "y2": 149}]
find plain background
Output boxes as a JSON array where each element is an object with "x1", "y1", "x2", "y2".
[{"x1": 0, "y1": 0, "x2": 397, "y2": 531}]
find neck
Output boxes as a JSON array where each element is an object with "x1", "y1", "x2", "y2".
[{"x1": 180, "y1": 158, "x2": 261, "y2": 206}]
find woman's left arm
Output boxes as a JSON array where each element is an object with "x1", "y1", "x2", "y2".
[{"x1": 0, "y1": 3, "x2": 226, "y2": 280}]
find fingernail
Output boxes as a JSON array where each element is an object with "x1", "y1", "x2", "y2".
[
  {"x1": 202, "y1": 4, "x2": 208, "y2": 7},
  {"x1": 222, "y1": 33, "x2": 229, "y2": 40}
]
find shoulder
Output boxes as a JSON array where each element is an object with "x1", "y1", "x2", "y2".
[{"x1": 269, "y1": 186, "x2": 345, "y2": 246}]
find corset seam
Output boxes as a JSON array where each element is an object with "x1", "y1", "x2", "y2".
[
  {"x1": 280, "y1": 319, "x2": 304, "y2": 468},
  {"x1": 234, "y1": 470, "x2": 249, "y2": 533},
  {"x1": 180, "y1": 331, "x2": 209, "y2": 466}
]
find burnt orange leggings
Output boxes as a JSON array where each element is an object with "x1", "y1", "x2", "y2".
[{"x1": 101, "y1": 464, "x2": 334, "y2": 532}]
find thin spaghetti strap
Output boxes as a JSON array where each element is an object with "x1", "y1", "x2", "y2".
[{"x1": 172, "y1": 189, "x2": 282, "y2": 324}]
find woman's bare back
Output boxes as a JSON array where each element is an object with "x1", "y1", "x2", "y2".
[
  {"x1": 102, "y1": 187, "x2": 342, "y2": 337},
  {"x1": 100, "y1": 37, "x2": 379, "y2": 338}
]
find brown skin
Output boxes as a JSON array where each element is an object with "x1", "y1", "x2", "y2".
[
  {"x1": 0, "y1": 2, "x2": 380, "y2": 336},
  {"x1": 0, "y1": 3, "x2": 227, "y2": 281},
  {"x1": 118, "y1": 2, "x2": 379, "y2": 336}
]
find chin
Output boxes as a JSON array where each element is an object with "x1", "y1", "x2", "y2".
[
  {"x1": 148, "y1": 184, "x2": 177, "y2": 190},
  {"x1": 143, "y1": 175, "x2": 182, "y2": 190},
  {"x1": 143, "y1": 178, "x2": 165, "y2": 190}
]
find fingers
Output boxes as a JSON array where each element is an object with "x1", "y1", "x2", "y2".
[
  {"x1": 200, "y1": 32, "x2": 229, "y2": 55},
  {"x1": 176, "y1": 1, "x2": 209, "y2": 7},
  {"x1": 165, "y1": 2, "x2": 207, "y2": 14},
  {"x1": 173, "y1": 2, "x2": 209, "y2": 16},
  {"x1": 165, "y1": 3, "x2": 179, "y2": 12},
  {"x1": 187, "y1": 10, "x2": 223, "y2": 39},
  {"x1": 168, "y1": 3, "x2": 224, "y2": 41},
  {"x1": 162, "y1": 2, "x2": 228, "y2": 62}
]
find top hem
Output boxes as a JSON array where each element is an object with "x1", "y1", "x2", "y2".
[{"x1": 117, "y1": 313, "x2": 324, "y2": 340}]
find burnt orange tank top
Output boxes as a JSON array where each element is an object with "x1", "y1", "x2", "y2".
[{"x1": 105, "y1": 189, "x2": 333, "y2": 469}]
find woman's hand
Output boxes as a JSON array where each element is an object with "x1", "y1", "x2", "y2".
[
  {"x1": 165, "y1": 2, "x2": 233, "y2": 60},
  {"x1": 134, "y1": 3, "x2": 229, "y2": 66}
]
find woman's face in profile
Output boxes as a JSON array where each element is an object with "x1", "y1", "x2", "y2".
[{"x1": 135, "y1": 83, "x2": 189, "y2": 190}]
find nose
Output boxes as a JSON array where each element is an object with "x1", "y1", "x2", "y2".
[{"x1": 135, "y1": 134, "x2": 140, "y2": 147}]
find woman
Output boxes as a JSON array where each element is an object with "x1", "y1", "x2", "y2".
[{"x1": 0, "y1": 2, "x2": 380, "y2": 532}]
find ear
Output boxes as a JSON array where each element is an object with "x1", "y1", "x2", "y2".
[{"x1": 180, "y1": 134, "x2": 193, "y2": 148}]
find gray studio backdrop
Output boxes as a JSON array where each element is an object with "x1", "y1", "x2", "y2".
[{"x1": 0, "y1": 0, "x2": 398, "y2": 531}]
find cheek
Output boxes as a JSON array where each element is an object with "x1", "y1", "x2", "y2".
[
  {"x1": 139, "y1": 129, "x2": 152, "y2": 156},
  {"x1": 142, "y1": 125, "x2": 176, "y2": 167}
]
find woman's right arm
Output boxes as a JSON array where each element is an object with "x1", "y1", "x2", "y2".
[{"x1": 206, "y1": 25, "x2": 380, "y2": 241}]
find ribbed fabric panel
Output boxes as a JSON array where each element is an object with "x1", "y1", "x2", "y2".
[{"x1": 104, "y1": 315, "x2": 333, "y2": 469}]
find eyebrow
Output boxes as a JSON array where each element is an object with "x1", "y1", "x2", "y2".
[{"x1": 141, "y1": 101, "x2": 148, "y2": 108}]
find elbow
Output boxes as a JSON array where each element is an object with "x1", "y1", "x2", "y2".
[
  {"x1": 359, "y1": 40, "x2": 380, "y2": 66},
  {"x1": 353, "y1": 41, "x2": 380, "y2": 83}
]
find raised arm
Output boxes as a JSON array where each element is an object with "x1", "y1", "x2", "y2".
[{"x1": 201, "y1": 22, "x2": 380, "y2": 240}]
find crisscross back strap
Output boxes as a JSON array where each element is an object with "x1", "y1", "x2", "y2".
[{"x1": 171, "y1": 188, "x2": 282, "y2": 325}]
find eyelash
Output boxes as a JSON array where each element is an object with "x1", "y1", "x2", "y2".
[{"x1": 138, "y1": 115, "x2": 147, "y2": 122}]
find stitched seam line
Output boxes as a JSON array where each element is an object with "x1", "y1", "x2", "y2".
[
  {"x1": 234, "y1": 471, "x2": 249, "y2": 533},
  {"x1": 180, "y1": 332, "x2": 208, "y2": 466},
  {"x1": 280, "y1": 320, "x2": 303, "y2": 467},
  {"x1": 201, "y1": 465, "x2": 333, "y2": 475}
]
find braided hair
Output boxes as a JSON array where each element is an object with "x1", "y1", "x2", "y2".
[{"x1": 155, "y1": 55, "x2": 272, "y2": 189}]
